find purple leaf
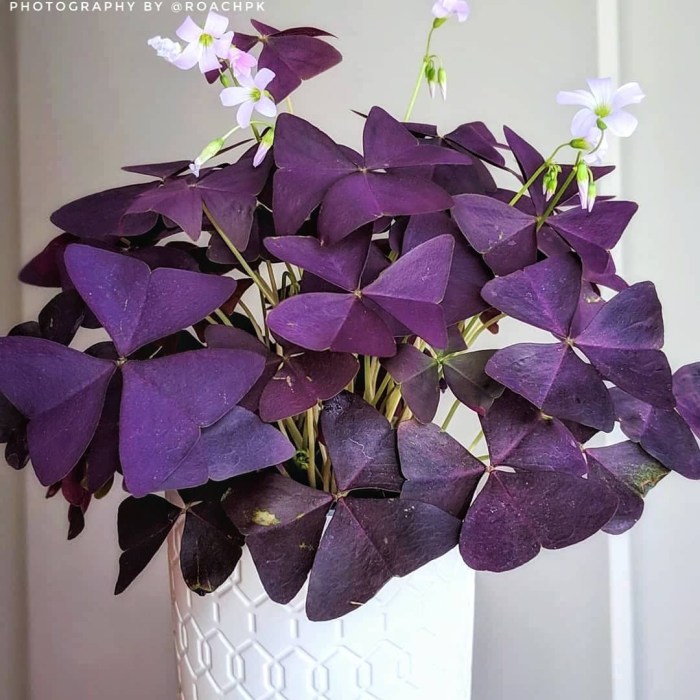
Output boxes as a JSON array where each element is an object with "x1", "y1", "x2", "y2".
[
  {"x1": 451, "y1": 194, "x2": 537, "y2": 276},
  {"x1": 0, "y1": 337, "x2": 116, "y2": 485},
  {"x1": 224, "y1": 472, "x2": 333, "y2": 604},
  {"x1": 306, "y1": 498, "x2": 460, "y2": 620},
  {"x1": 122, "y1": 159, "x2": 190, "y2": 179},
  {"x1": 503, "y1": 126, "x2": 547, "y2": 215},
  {"x1": 460, "y1": 469, "x2": 618, "y2": 572},
  {"x1": 576, "y1": 282, "x2": 674, "y2": 408},
  {"x1": 180, "y1": 501, "x2": 244, "y2": 596},
  {"x1": 248, "y1": 21, "x2": 342, "y2": 101},
  {"x1": 0, "y1": 392, "x2": 24, "y2": 443},
  {"x1": 115, "y1": 494, "x2": 181, "y2": 594},
  {"x1": 267, "y1": 293, "x2": 397, "y2": 357},
  {"x1": 548, "y1": 201, "x2": 638, "y2": 261},
  {"x1": 64, "y1": 245, "x2": 236, "y2": 356},
  {"x1": 586, "y1": 441, "x2": 668, "y2": 534},
  {"x1": 611, "y1": 387, "x2": 700, "y2": 479},
  {"x1": 401, "y1": 212, "x2": 491, "y2": 324},
  {"x1": 19, "y1": 233, "x2": 76, "y2": 288},
  {"x1": 363, "y1": 107, "x2": 470, "y2": 170},
  {"x1": 443, "y1": 350, "x2": 505, "y2": 416},
  {"x1": 486, "y1": 342, "x2": 614, "y2": 431},
  {"x1": 119, "y1": 348, "x2": 269, "y2": 496},
  {"x1": 259, "y1": 349, "x2": 358, "y2": 422},
  {"x1": 204, "y1": 325, "x2": 278, "y2": 413},
  {"x1": 321, "y1": 392, "x2": 403, "y2": 492},
  {"x1": 272, "y1": 114, "x2": 357, "y2": 236},
  {"x1": 481, "y1": 254, "x2": 581, "y2": 337},
  {"x1": 37, "y1": 290, "x2": 85, "y2": 345},
  {"x1": 445, "y1": 122, "x2": 506, "y2": 168},
  {"x1": 318, "y1": 171, "x2": 454, "y2": 245},
  {"x1": 674, "y1": 363, "x2": 700, "y2": 438},
  {"x1": 363, "y1": 235, "x2": 453, "y2": 348},
  {"x1": 51, "y1": 184, "x2": 158, "y2": 240},
  {"x1": 264, "y1": 232, "x2": 370, "y2": 291},
  {"x1": 382, "y1": 345, "x2": 440, "y2": 424},
  {"x1": 482, "y1": 390, "x2": 587, "y2": 476},
  {"x1": 398, "y1": 421, "x2": 484, "y2": 517}
]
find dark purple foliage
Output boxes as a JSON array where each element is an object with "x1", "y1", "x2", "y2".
[{"x1": 1, "y1": 22, "x2": 697, "y2": 620}]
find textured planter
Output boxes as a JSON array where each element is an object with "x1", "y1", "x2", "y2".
[{"x1": 168, "y1": 521, "x2": 475, "y2": 700}]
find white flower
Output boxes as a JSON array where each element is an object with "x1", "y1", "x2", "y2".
[
  {"x1": 220, "y1": 68, "x2": 277, "y2": 129},
  {"x1": 171, "y1": 11, "x2": 233, "y2": 74},
  {"x1": 432, "y1": 0, "x2": 470, "y2": 22},
  {"x1": 147, "y1": 36, "x2": 182, "y2": 63},
  {"x1": 557, "y1": 78, "x2": 645, "y2": 138},
  {"x1": 581, "y1": 127, "x2": 609, "y2": 166}
]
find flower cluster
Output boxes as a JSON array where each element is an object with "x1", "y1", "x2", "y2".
[{"x1": 0, "y1": 8, "x2": 697, "y2": 621}]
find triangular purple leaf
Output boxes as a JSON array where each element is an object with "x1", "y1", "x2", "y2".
[
  {"x1": 398, "y1": 421, "x2": 484, "y2": 517},
  {"x1": 460, "y1": 469, "x2": 617, "y2": 572},
  {"x1": 611, "y1": 387, "x2": 700, "y2": 479},
  {"x1": 586, "y1": 441, "x2": 668, "y2": 534},
  {"x1": 306, "y1": 498, "x2": 460, "y2": 620},
  {"x1": 486, "y1": 342, "x2": 614, "y2": 431},
  {"x1": 674, "y1": 363, "x2": 700, "y2": 438},
  {"x1": 321, "y1": 392, "x2": 403, "y2": 492},
  {"x1": 224, "y1": 472, "x2": 333, "y2": 604},
  {"x1": 0, "y1": 337, "x2": 116, "y2": 485},
  {"x1": 64, "y1": 245, "x2": 236, "y2": 356},
  {"x1": 443, "y1": 350, "x2": 506, "y2": 416}
]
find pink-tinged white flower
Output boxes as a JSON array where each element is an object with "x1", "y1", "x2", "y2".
[
  {"x1": 147, "y1": 36, "x2": 182, "y2": 63},
  {"x1": 229, "y1": 45, "x2": 257, "y2": 79},
  {"x1": 220, "y1": 68, "x2": 277, "y2": 129},
  {"x1": 171, "y1": 11, "x2": 233, "y2": 74},
  {"x1": 432, "y1": 0, "x2": 470, "y2": 23},
  {"x1": 253, "y1": 128, "x2": 275, "y2": 168},
  {"x1": 557, "y1": 78, "x2": 645, "y2": 138}
]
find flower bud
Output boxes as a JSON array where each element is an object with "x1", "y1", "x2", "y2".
[
  {"x1": 576, "y1": 161, "x2": 591, "y2": 210},
  {"x1": 438, "y1": 67, "x2": 448, "y2": 100},
  {"x1": 189, "y1": 137, "x2": 226, "y2": 178},
  {"x1": 433, "y1": 17, "x2": 449, "y2": 29},
  {"x1": 570, "y1": 137, "x2": 589, "y2": 150},
  {"x1": 587, "y1": 179, "x2": 597, "y2": 212},
  {"x1": 425, "y1": 63, "x2": 438, "y2": 98},
  {"x1": 543, "y1": 164, "x2": 560, "y2": 200},
  {"x1": 220, "y1": 72, "x2": 234, "y2": 88},
  {"x1": 596, "y1": 118, "x2": 608, "y2": 131}
]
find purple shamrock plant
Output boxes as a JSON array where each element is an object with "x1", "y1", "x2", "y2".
[{"x1": 0, "y1": 7, "x2": 698, "y2": 622}]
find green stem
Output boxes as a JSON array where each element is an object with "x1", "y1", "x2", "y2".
[
  {"x1": 404, "y1": 25, "x2": 437, "y2": 121},
  {"x1": 373, "y1": 372, "x2": 393, "y2": 407},
  {"x1": 284, "y1": 417, "x2": 304, "y2": 448},
  {"x1": 237, "y1": 300, "x2": 265, "y2": 342},
  {"x1": 509, "y1": 143, "x2": 567, "y2": 207},
  {"x1": 537, "y1": 153, "x2": 580, "y2": 229},
  {"x1": 468, "y1": 429, "x2": 484, "y2": 452},
  {"x1": 441, "y1": 398, "x2": 460, "y2": 432},
  {"x1": 214, "y1": 309, "x2": 233, "y2": 327},
  {"x1": 363, "y1": 356, "x2": 374, "y2": 403},
  {"x1": 203, "y1": 204, "x2": 277, "y2": 305},
  {"x1": 305, "y1": 408, "x2": 317, "y2": 489}
]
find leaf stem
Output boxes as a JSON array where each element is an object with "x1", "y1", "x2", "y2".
[
  {"x1": 404, "y1": 25, "x2": 437, "y2": 122},
  {"x1": 305, "y1": 408, "x2": 317, "y2": 489},
  {"x1": 441, "y1": 398, "x2": 460, "y2": 432}
]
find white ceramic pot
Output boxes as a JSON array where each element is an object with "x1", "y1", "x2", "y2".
[{"x1": 168, "y1": 522, "x2": 475, "y2": 700}]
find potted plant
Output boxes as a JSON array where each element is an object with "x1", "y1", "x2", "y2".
[{"x1": 1, "y1": 3, "x2": 698, "y2": 698}]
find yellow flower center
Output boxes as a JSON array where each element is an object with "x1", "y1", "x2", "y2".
[{"x1": 199, "y1": 34, "x2": 214, "y2": 47}]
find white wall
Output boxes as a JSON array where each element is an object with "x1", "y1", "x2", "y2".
[
  {"x1": 0, "y1": 13, "x2": 27, "y2": 700},
  {"x1": 620, "y1": 2, "x2": 700, "y2": 699},
  {"x1": 5, "y1": 1, "x2": 699, "y2": 698}
]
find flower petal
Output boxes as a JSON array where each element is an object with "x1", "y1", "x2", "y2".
[
  {"x1": 171, "y1": 41, "x2": 201, "y2": 71},
  {"x1": 571, "y1": 108, "x2": 598, "y2": 138},
  {"x1": 236, "y1": 100, "x2": 256, "y2": 129},
  {"x1": 255, "y1": 68, "x2": 277, "y2": 91},
  {"x1": 214, "y1": 32, "x2": 234, "y2": 60},
  {"x1": 203, "y1": 10, "x2": 229, "y2": 37},
  {"x1": 605, "y1": 109, "x2": 639, "y2": 138},
  {"x1": 198, "y1": 45, "x2": 221, "y2": 74},
  {"x1": 556, "y1": 89, "x2": 597, "y2": 110},
  {"x1": 255, "y1": 95, "x2": 278, "y2": 119},
  {"x1": 587, "y1": 77, "x2": 613, "y2": 108},
  {"x1": 220, "y1": 86, "x2": 251, "y2": 107},
  {"x1": 612, "y1": 82, "x2": 645, "y2": 110},
  {"x1": 175, "y1": 16, "x2": 201, "y2": 44}
]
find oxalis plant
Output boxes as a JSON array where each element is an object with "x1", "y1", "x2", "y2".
[{"x1": 1, "y1": 2, "x2": 699, "y2": 623}]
